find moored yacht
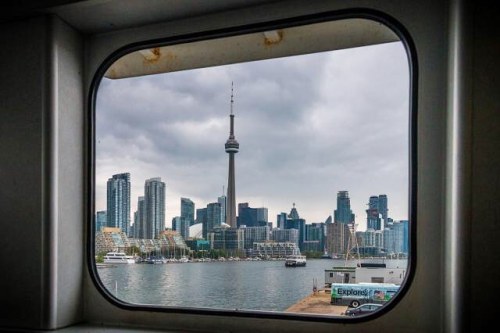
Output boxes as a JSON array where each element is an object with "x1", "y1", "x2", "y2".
[{"x1": 103, "y1": 252, "x2": 135, "y2": 264}]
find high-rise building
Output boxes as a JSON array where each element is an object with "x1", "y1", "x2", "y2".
[
  {"x1": 284, "y1": 204, "x2": 306, "y2": 251},
  {"x1": 180, "y1": 197, "x2": 195, "y2": 226},
  {"x1": 106, "y1": 173, "x2": 131, "y2": 234},
  {"x1": 272, "y1": 228, "x2": 299, "y2": 245},
  {"x1": 144, "y1": 177, "x2": 165, "y2": 239},
  {"x1": 368, "y1": 195, "x2": 379, "y2": 209},
  {"x1": 362, "y1": 228, "x2": 384, "y2": 248},
  {"x1": 204, "y1": 202, "x2": 221, "y2": 239},
  {"x1": 306, "y1": 222, "x2": 325, "y2": 251},
  {"x1": 208, "y1": 226, "x2": 244, "y2": 255},
  {"x1": 133, "y1": 196, "x2": 145, "y2": 238},
  {"x1": 238, "y1": 205, "x2": 257, "y2": 227},
  {"x1": 364, "y1": 194, "x2": 389, "y2": 229},
  {"x1": 218, "y1": 194, "x2": 226, "y2": 225},
  {"x1": 384, "y1": 220, "x2": 408, "y2": 255},
  {"x1": 241, "y1": 225, "x2": 270, "y2": 250},
  {"x1": 334, "y1": 191, "x2": 355, "y2": 224},
  {"x1": 225, "y1": 84, "x2": 239, "y2": 228},
  {"x1": 366, "y1": 209, "x2": 381, "y2": 230},
  {"x1": 237, "y1": 204, "x2": 268, "y2": 228},
  {"x1": 256, "y1": 207, "x2": 268, "y2": 225},
  {"x1": 288, "y1": 203, "x2": 300, "y2": 220},
  {"x1": 326, "y1": 222, "x2": 351, "y2": 256},
  {"x1": 95, "y1": 210, "x2": 107, "y2": 233},
  {"x1": 366, "y1": 195, "x2": 382, "y2": 230},
  {"x1": 378, "y1": 194, "x2": 388, "y2": 226},
  {"x1": 196, "y1": 208, "x2": 207, "y2": 225},
  {"x1": 277, "y1": 213, "x2": 287, "y2": 229},
  {"x1": 172, "y1": 216, "x2": 189, "y2": 239}
]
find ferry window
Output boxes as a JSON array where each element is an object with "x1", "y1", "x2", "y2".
[{"x1": 92, "y1": 17, "x2": 412, "y2": 318}]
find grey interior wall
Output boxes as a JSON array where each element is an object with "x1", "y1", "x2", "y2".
[
  {"x1": 0, "y1": 15, "x2": 84, "y2": 330},
  {"x1": 0, "y1": 16, "x2": 47, "y2": 329},
  {"x1": 471, "y1": 3, "x2": 500, "y2": 332}
]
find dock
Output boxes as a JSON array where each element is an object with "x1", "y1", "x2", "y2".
[{"x1": 285, "y1": 289, "x2": 347, "y2": 316}]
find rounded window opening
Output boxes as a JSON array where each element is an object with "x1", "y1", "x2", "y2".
[{"x1": 92, "y1": 17, "x2": 413, "y2": 318}]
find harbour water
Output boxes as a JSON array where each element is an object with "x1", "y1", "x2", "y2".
[{"x1": 97, "y1": 258, "x2": 407, "y2": 312}]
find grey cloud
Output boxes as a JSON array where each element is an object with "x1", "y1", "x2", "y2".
[{"x1": 95, "y1": 41, "x2": 410, "y2": 226}]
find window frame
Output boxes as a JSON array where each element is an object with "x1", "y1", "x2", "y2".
[{"x1": 87, "y1": 7, "x2": 418, "y2": 323}]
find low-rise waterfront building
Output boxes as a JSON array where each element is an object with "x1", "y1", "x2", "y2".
[
  {"x1": 95, "y1": 227, "x2": 130, "y2": 254},
  {"x1": 252, "y1": 241, "x2": 298, "y2": 258},
  {"x1": 325, "y1": 263, "x2": 407, "y2": 286}
]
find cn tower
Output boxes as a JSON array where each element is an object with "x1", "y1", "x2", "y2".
[{"x1": 225, "y1": 83, "x2": 239, "y2": 228}]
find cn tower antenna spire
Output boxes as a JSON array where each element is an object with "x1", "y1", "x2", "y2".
[{"x1": 230, "y1": 81, "x2": 234, "y2": 115}]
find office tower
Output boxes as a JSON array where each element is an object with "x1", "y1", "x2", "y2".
[
  {"x1": 238, "y1": 204, "x2": 269, "y2": 228},
  {"x1": 238, "y1": 205, "x2": 257, "y2": 227},
  {"x1": 272, "y1": 228, "x2": 299, "y2": 245},
  {"x1": 134, "y1": 196, "x2": 145, "y2": 238},
  {"x1": 334, "y1": 190, "x2": 355, "y2": 224},
  {"x1": 106, "y1": 172, "x2": 131, "y2": 234},
  {"x1": 256, "y1": 207, "x2": 268, "y2": 225},
  {"x1": 204, "y1": 202, "x2": 221, "y2": 239},
  {"x1": 196, "y1": 208, "x2": 207, "y2": 225},
  {"x1": 366, "y1": 195, "x2": 382, "y2": 230},
  {"x1": 363, "y1": 228, "x2": 384, "y2": 248},
  {"x1": 225, "y1": 83, "x2": 239, "y2": 228},
  {"x1": 180, "y1": 197, "x2": 195, "y2": 226},
  {"x1": 218, "y1": 194, "x2": 226, "y2": 225},
  {"x1": 95, "y1": 210, "x2": 107, "y2": 233},
  {"x1": 303, "y1": 222, "x2": 325, "y2": 253},
  {"x1": 241, "y1": 225, "x2": 270, "y2": 250},
  {"x1": 277, "y1": 212, "x2": 287, "y2": 229},
  {"x1": 208, "y1": 227, "x2": 244, "y2": 255},
  {"x1": 384, "y1": 220, "x2": 408, "y2": 255},
  {"x1": 284, "y1": 204, "x2": 306, "y2": 251},
  {"x1": 144, "y1": 177, "x2": 165, "y2": 239},
  {"x1": 288, "y1": 203, "x2": 300, "y2": 220},
  {"x1": 368, "y1": 195, "x2": 379, "y2": 209},
  {"x1": 238, "y1": 202, "x2": 249, "y2": 219},
  {"x1": 378, "y1": 194, "x2": 388, "y2": 226},
  {"x1": 172, "y1": 216, "x2": 189, "y2": 239}
]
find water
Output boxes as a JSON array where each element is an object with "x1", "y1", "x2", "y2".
[{"x1": 97, "y1": 259, "x2": 407, "y2": 312}]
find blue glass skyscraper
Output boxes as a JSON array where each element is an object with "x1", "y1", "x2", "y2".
[
  {"x1": 334, "y1": 191, "x2": 354, "y2": 224},
  {"x1": 144, "y1": 177, "x2": 165, "y2": 239},
  {"x1": 106, "y1": 172, "x2": 130, "y2": 234}
]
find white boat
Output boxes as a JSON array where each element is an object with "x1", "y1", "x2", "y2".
[
  {"x1": 178, "y1": 256, "x2": 190, "y2": 263},
  {"x1": 103, "y1": 252, "x2": 135, "y2": 264},
  {"x1": 285, "y1": 255, "x2": 307, "y2": 267}
]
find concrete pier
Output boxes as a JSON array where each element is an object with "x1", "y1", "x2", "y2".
[{"x1": 285, "y1": 289, "x2": 347, "y2": 316}]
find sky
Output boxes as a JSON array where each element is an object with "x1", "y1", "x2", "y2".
[{"x1": 95, "y1": 41, "x2": 409, "y2": 231}]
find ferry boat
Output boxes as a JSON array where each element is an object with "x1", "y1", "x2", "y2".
[
  {"x1": 285, "y1": 255, "x2": 307, "y2": 267},
  {"x1": 103, "y1": 252, "x2": 135, "y2": 264}
]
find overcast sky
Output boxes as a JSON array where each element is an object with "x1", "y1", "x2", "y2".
[{"x1": 95, "y1": 41, "x2": 409, "y2": 231}]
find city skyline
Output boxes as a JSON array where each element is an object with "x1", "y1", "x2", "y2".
[
  {"x1": 102, "y1": 172, "x2": 399, "y2": 232},
  {"x1": 95, "y1": 41, "x2": 410, "y2": 230}
]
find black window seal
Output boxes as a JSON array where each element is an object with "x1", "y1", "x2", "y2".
[{"x1": 87, "y1": 7, "x2": 418, "y2": 323}]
